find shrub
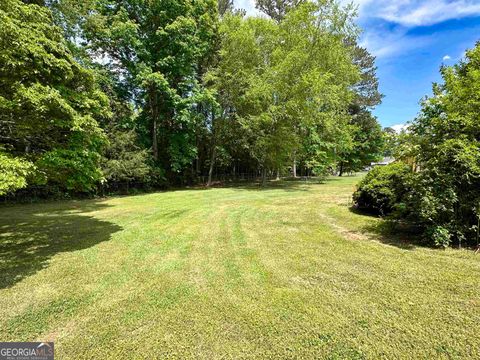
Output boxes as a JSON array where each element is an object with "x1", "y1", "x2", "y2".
[
  {"x1": 353, "y1": 162, "x2": 412, "y2": 215},
  {"x1": 0, "y1": 152, "x2": 35, "y2": 195},
  {"x1": 352, "y1": 43, "x2": 480, "y2": 247},
  {"x1": 426, "y1": 226, "x2": 451, "y2": 248}
]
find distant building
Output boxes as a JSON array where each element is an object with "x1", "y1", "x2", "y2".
[{"x1": 371, "y1": 157, "x2": 395, "y2": 167}]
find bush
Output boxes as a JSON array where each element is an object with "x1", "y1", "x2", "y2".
[
  {"x1": 426, "y1": 226, "x2": 451, "y2": 248},
  {"x1": 353, "y1": 43, "x2": 480, "y2": 247},
  {"x1": 0, "y1": 152, "x2": 35, "y2": 196},
  {"x1": 353, "y1": 162, "x2": 412, "y2": 215}
]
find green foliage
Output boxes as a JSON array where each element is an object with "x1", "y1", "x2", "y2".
[
  {"x1": 350, "y1": 42, "x2": 383, "y2": 108},
  {"x1": 1, "y1": 0, "x2": 383, "y2": 195},
  {"x1": 426, "y1": 226, "x2": 451, "y2": 248},
  {"x1": 82, "y1": 0, "x2": 219, "y2": 179},
  {"x1": 353, "y1": 163, "x2": 412, "y2": 215},
  {"x1": 405, "y1": 42, "x2": 480, "y2": 246},
  {"x1": 94, "y1": 66, "x2": 153, "y2": 185},
  {"x1": 0, "y1": 0, "x2": 108, "y2": 192},
  {"x1": 355, "y1": 42, "x2": 480, "y2": 247},
  {"x1": 212, "y1": 1, "x2": 360, "y2": 178},
  {"x1": 382, "y1": 127, "x2": 397, "y2": 157},
  {"x1": 101, "y1": 126, "x2": 151, "y2": 184},
  {"x1": 337, "y1": 39, "x2": 383, "y2": 175},
  {"x1": 338, "y1": 107, "x2": 384, "y2": 175},
  {"x1": 36, "y1": 147, "x2": 103, "y2": 192},
  {"x1": 0, "y1": 152, "x2": 34, "y2": 195}
]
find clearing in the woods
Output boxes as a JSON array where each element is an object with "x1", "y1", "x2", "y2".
[{"x1": 1, "y1": 175, "x2": 479, "y2": 359}]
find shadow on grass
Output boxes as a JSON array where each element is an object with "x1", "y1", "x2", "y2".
[
  {"x1": 134, "y1": 179, "x2": 319, "y2": 195},
  {"x1": 208, "y1": 174, "x2": 364, "y2": 192},
  {"x1": 0, "y1": 201, "x2": 122, "y2": 289},
  {"x1": 207, "y1": 178, "x2": 329, "y2": 192},
  {"x1": 348, "y1": 207, "x2": 425, "y2": 250},
  {"x1": 98, "y1": 179, "x2": 316, "y2": 201}
]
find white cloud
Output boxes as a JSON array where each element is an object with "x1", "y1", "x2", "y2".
[
  {"x1": 235, "y1": 0, "x2": 261, "y2": 16},
  {"x1": 351, "y1": 0, "x2": 480, "y2": 27},
  {"x1": 442, "y1": 55, "x2": 451, "y2": 61},
  {"x1": 390, "y1": 123, "x2": 410, "y2": 133},
  {"x1": 237, "y1": 0, "x2": 480, "y2": 61},
  {"x1": 360, "y1": 27, "x2": 433, "y2": 59},
  {"x1": 354, "y1": 0, "x2": 480, "y2": 61},
  {"x1": 241, "y1": 0, "x2": 480, "y2": 26},
  {"x1": 383, "y1": 1, "x2": 480, "y2": 27}
]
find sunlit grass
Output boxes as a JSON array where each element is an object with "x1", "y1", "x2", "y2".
[{"x1": 0, "y1": 175, "x2": 479, "y2": 359}]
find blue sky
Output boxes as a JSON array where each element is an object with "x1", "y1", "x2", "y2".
[{"x1": 234, "y1": 0, "x2": 480, "y2": 129}]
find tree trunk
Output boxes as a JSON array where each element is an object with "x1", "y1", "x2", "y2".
[
  {"x1": 276, "y1": 169, "x2": 280, "y2": 180},
  {"x1": 152, "y1": 118, "x2": 158, "y2": 161},
  {"x1": 149, "y1": 88, "x2": 159, "y2": 161},
  {"x1": 207, "y1": 141, "x2": 216, "y2": 187},
  {"x1": 339, "y1": 162, "x2": 344, "y2": 177},
  {"x1": 195, "y1": 133, "x2": 200, "y2": 176},
  {"x1": 293, "y1": 156, "x2": 297, "y2": 178},
  {"x1": 262, "y1": 167, "x2": 267, "y2": 187}
]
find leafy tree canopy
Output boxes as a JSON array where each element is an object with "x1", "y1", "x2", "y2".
[{"x1": 0, "y1": 0, "x2": 109, "y2": 192}]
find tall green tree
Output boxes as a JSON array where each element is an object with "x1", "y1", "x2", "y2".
[
  {"x1": 256, "y1": 0, "x2": 383, "y2": 177},
  {"x1": 212, "y1": 1, "x2": 359, "y2": 183},
  {"x1": 337, "y1": 107, "x2": 383, "y2": 175},
  {"x1": 95, "y1": 68, "x2": 152, "y2": 186},
  {"x1": 279, "y1": 1, "x2": 360, "y2": 177},
  {"x1": 350, "y1": 42, "x2": 382, "y2": 108},
  {"x1": 81, "y1": 0, "x2": 218, "y2": 181},
  {"x1": 382, "y1": 127, "x2": 397, "y2": 157},
  {"x1": 336, "y1": 38, "x2": 383, "y2": 175},
  {"x1": 0, "y1": 0, "x2": 109, "y2": 192}
]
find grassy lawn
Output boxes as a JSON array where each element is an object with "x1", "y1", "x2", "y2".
[{"x1": 1, "y1": 175, "x2": 479, "y2": 359}]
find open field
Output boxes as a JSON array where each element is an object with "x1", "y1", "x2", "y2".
[{"x1": 0, "y1": 175, "x2": 479, "y2": 359}]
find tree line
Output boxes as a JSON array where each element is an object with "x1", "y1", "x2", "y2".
[{"x1": 0, "y1": 0, "x2": 384, "y2": 196}]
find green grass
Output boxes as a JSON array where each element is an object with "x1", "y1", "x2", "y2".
[{"x1": 1, "y1": 175, "x2": 479, "y2": 359}]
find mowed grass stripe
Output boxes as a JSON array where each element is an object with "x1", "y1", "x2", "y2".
[{"x1": 0, "y1": 175, "x2": 479, "y2": 359}]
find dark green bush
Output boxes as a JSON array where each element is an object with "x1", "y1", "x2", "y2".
[
  {"x1": 353, "y1": 163, "x2": 412, "y2": 216},
  {"x1": 352, "y1": 43, "x2": 480, "y2": 248}
]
